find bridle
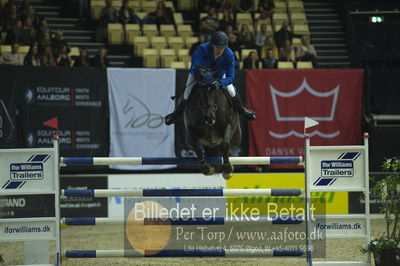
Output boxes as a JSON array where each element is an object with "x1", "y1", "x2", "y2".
[{"x1": 198, "y1": 83, "x2": 218, "y2": 111}]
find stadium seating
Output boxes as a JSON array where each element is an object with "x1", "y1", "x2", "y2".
[
  {"x1": 241, "y1": 49, "x2": 258, "y2": 60},
  {"x1": 165, "y1": 1, "x2": 175, "y2": 11},
  {"x1": 125, "y1": 24, "x2": 142, "y2": 44},
  {"x1": 18, "y1": 45, "x2": 30, "y2": 55},
  {"x1": 91, "y1": 0, "x2": 104, "y2": 20},
  {"x1": 173, "y1": 12, "x2": 184, "y2": 24},
  {"x1": 129, "y1": 0, "x2": 141, "y2": 11},
  {"x1": 278, "y1": 61, "x2": 294, "y2": 69},
  {"x1": 296, "y1": 61, "x2": 313, "y2": 69},
  {"x1": 292, "y1": 37, "x2": 302, "y2": 47},
  {"x1": 274, "y1": 1, "x2": 287, "y2": 13},
  {"x1": 132, "y1": 36, "x2": 149, "y2": 56},
  {"x1": 141, "y1": 1, "x2": 157, "y2": 12},
  {"x1": 293, "y1": 24, "x2": 310, "y2": 35},
  {"x1": 160, "y1": 48, "x2": 177, "y2": 68},
  {"x1": 177, "y1": 0, "x2": 195, "y2": 10},
  {"x1": 150, "y1": 36, "x2": 168, "y2": 52},
  {"x1": 136, "y1": 12, "x2": 147, "y2": 20},
  {"x1": 142, "y1": 24, "x2": 159, "y2": 37},
  {"x1": 108, "y1": 24, "x2": 124, "y2": 44},
  {"x1": 184, "y1": 36, "x2": 197, "y2": 49},
  {"x1": 288, "y1": 1, "x2": 305, "y2": 13},
  {"x1": 0, "y1": 45, "x2": 11, "y2": 53},
  {"x1": 169, "y1": 61, "x2": 186, "y2": 69},
  {"x1": 273, "y1": 13, "x2": 289, "y2": 29},
  {"x1": 177, "y1": 25, "x2": 193, "y2": 38},
  {"x1": 236, "y1": 13, "x2": 252, "y2": 26},
  {"x1": 178, "y1": 48, "x2": 191, "y2": 66},
  {"x1": 85, "y1": 0, "x2": 314, "y2": 69},
  {"x1": 143, "y1": 48, "x2": 159, "y2": 68},
  {"x1": 160, "y1": 25, "x2": 176, "y2": 38},
  {"x1": 168, "y1": 37, "x2": 185, "y2": 54},
  {"x1": 290, "y1": 12, "x2": 307, "y2": 26},
  {"x1": 69, "y1": 47, "x2": 80, "y2": 57}
]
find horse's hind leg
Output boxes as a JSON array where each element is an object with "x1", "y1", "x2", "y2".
[
  {"x1": 222, "y1": 125, "x2": 234, "y2": 180},
  {"x1": 193, "y1": 143, "x2": 215, "y2": 176}
]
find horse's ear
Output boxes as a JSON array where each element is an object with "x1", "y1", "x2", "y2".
[{"x1": 170, "y1": 96, "x2": 176, "y2": 100}]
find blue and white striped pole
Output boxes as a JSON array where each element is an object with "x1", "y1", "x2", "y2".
[
  {"x1": 61, "y1": 188, "x2": 304, "y2": 197},
  {"x1": 63, "y1": 249, "x2": 304, "y2": 258},
  {"x1": 61, "y1": 216, "x2": 304, "y2": 226},
  {"x1": 60, "y1": 156, "x2": 303, "y2": 166}
]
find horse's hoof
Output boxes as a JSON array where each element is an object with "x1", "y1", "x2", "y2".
[
  {"x1": 200, "y1": 164, "x2": 214, "y2": 176},
  {"x1": 206, "y1": 167, "x2": 215, "y2": 176},
  {"x1": 223, "y1": 163, "x2": 234, "y2": 174},
  {"x1": 223, "y1": 172, "x2": 233, "y2": 180},
  {"x1": 222, "y1": 163, "x2": 234, "y2": 180}
]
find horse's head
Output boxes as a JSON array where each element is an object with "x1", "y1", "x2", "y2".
[
  {"x1": 194, "y1": 65, "x2": 220, "y2": 126},
  {"x1": 198, "y1": 83, "x2": 218, "y2": 126}
]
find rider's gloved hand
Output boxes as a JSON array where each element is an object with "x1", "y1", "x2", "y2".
[
  {"x1": 193, "y1": 67, "x2": 202, "y2": 81},
  {"x1": 210, "y1": 80, "x2": 221, "y2": 89}
]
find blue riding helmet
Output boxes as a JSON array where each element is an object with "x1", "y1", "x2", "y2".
[{"x1": 211, "y1": 31, "x2": 228, "y2": 49}]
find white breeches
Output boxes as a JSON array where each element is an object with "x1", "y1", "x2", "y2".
[{"x1": 183, "y1": 73, "x2": 236, "y2": 100}]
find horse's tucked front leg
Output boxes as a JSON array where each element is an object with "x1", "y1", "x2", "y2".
[
  {"x1": 222, "y1": 124, "x2": 234, "y2": 180},
  {"x1": 193, "y1": 143, "x2": 215, "y2": 176}
]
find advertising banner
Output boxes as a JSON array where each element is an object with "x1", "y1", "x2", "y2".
[
  {"x1": 0, "y1": 219, "x2": 57, "y2": 241},
  {"x1": 226, "y1": 173, "x2": 348, "y2": 215},
  {"x1": 18, "y1": 67, "x2": 108, "y2": 158},
  {"x1": 0, "y1": 194, "x2": 54, "y2": 218},
  {"x1": 0, "y1": 66, "x2": 18, "y2": 148},
  {"x1": 309, "y1": 148, "x2": 366, "y2": 190},
  {"x1": 107, "y1": 68, "x2": 175, "y2": 170},
  {"x1": 60, "y1": 176, "x2": 108, "y2": 217},
  {"x1": 247, "y1": 70, "x2": 363, "y2": 167}
]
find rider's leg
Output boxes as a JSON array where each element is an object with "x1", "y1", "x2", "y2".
[
  {"x1": 226, "y1": 84, "x2": 256, "y2": 121},
  {"x1": 183, "y1": 73, "x2": 196, "y2": 100},
  {"x1": 165, "y1": 73, "x2": 195, "y2": 125}
]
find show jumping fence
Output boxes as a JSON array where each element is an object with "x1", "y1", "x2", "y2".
[
  {"x1": 61, "y1": 216, "x2": 304, "y2": 226},
  {"x1": 63, "y1": 249, "x2": 305, "y2": 258},
  {"x1": 60, "y1": 156, "x2": 303, "y2": 166},
  {"x1": 0, "y1": 135, "x2": 371, "y2": 266}
]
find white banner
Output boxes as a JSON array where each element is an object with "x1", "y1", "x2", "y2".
[{"x1": 107, "y1": 68, "x2": 175, "y2": 170}]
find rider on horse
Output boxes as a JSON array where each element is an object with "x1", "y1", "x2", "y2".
[{"x1": 165, "y1": 31, "x2": 256, "y2": 125}]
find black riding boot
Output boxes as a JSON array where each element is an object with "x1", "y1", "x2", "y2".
[
  {"x1": 232, "y1": 95, "x2": 256, "y2": 121},
  {"x1": 165, "y1": 97, "x2": 187, "y2": 125}
]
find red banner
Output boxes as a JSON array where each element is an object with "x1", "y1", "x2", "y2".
[{"x1": 247, "y1": 69, "x2": 364, "y2": 166}]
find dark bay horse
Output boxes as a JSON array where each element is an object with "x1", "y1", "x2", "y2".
[{"x1": 184, "y1": 66, "x2": 241, "y2": 179}]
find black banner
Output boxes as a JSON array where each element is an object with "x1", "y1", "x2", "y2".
[
  {"x1": 0, "y1": 66, "x2": 18, "y2": 148},
  {"x1": 369, "y1": 69, "x2": 400, "y2": 115},
  {"x1": 0, "y1": 194, "x2": 54, "y2": 218},
  {"x1": 369, "y1": 125, "x2": 400, "y2": 171},
  {"x1": 174, "y1": 69, "x2": 249, "y2": 170},
  {"x1": 347, "y1": 125, "x2": 400, "y2": 213},
  {"x1": 0, "y1": 176, "x2": 108, "y2": 218},
  {"x1": 60, "y1": 175, "x2": 108, "y2": 217},
  {"x1": 17, "y1": 67, "x2": 109, "y2": 158}
]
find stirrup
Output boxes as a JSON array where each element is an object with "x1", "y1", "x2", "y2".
[
  {"x1": 165, "y1": 111, "x2": 179, "y2": 125},
  {"x1": 243, "y1": 108, "x2": 256, "y2": 120},
  {"x1": 233, "y1": 99, "x2": 256, "y2": 121},
  {"x1": 165, "y1": 97, "x2": 186, "y2": 125}
]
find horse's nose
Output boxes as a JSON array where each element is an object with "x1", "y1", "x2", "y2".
[
  {"x1": 205, "y1": 114, "x2": 215, "y2": 126},
  {"x1": 205, "y1": 117, "x2": 215, "y2": 126}
]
